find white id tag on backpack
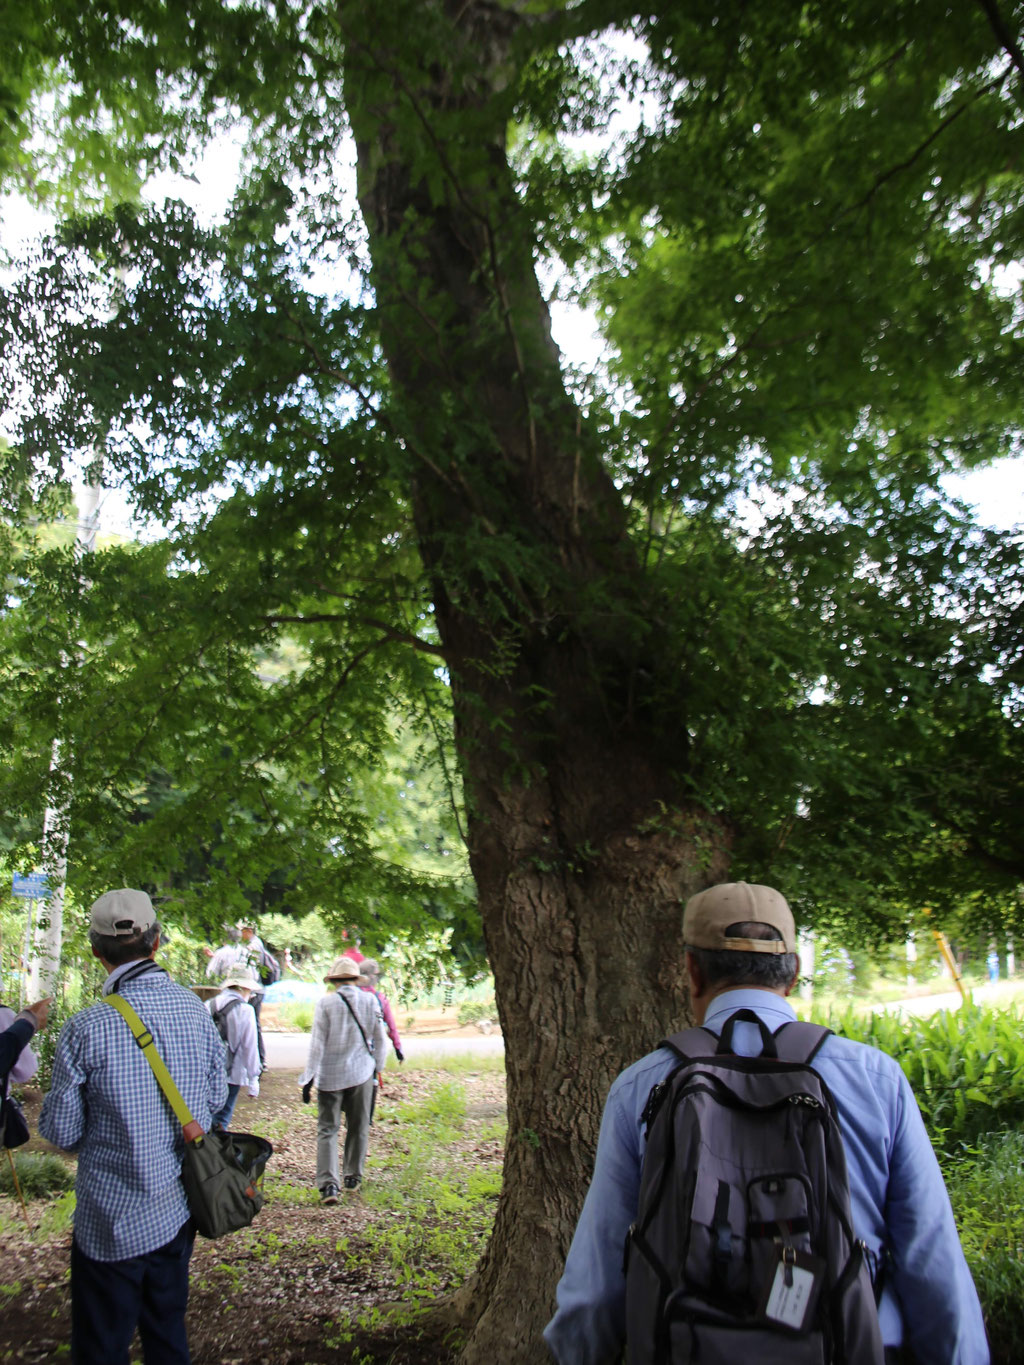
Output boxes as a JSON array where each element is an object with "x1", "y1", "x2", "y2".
[{"x1": 759, "y1": 1247, "x2": 824, "y2": 1330}]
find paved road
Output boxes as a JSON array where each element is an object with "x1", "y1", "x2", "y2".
[
  {"x1": 263, "y1": 1028, "x2": 505, "y2": 1070},
  {"x1": 265, "y1": 981, "x2": 1020, "y2": 1069},
  {"x1": 872, "y1": 980, "x2": 1012, "y2": 1018}
]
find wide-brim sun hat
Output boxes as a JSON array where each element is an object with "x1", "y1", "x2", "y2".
[
  {"x1": 220, "y1": 969, "x2": 258, "y2": 992},
  {"x1": 324, "y1": 955, "x2": 361, "y2": 982}
]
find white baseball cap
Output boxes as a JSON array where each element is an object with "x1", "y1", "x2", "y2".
[{"x1": 89, "y1": 889, "x2": 157, "y2": 937}]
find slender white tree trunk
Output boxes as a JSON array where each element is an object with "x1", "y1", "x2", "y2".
[{"x1": 27, "y1": 477, "x2": 102, "y2": 997}]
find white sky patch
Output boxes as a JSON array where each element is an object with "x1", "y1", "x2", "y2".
[
  {"x1": 141, "y1": 131, "x2": 246, "y2": 225},
  {"x1": 943, "y1": 457, "x2": 1024, "y2": 532}
]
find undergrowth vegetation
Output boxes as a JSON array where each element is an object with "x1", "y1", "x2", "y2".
[
  {"x1": 822, "y1": 1004, "x2": 1024, "y2": 1144},
  {"x1": 826, "y1": 1004, "x2": 1024, "y2": 1359},
  {"x1": 944, "y1": 1131, "x2": 1024, "y2": 1364}
]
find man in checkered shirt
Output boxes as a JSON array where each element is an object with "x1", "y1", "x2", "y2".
[{"x1": 40, "y1": 889, "x2": 226, "y2": 1365}]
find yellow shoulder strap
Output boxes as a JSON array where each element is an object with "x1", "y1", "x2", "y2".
[{"x1": 105, "y1": 992, "x2": 201, "y2": 1136}]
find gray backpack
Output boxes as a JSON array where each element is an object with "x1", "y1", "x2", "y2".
[
  {"x1": 210, "y1": 997, "x2": 243, "y2": 1053},
  {"x1": 624, "y1": 1009, "x2": 885, "y2": 1364}
]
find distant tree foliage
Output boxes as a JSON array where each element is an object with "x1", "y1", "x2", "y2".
[{"x1": 2, "y1": 3, "x2": 1023, "y2": 1356}]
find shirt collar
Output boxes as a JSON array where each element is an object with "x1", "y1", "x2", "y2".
[
  {"x1": 101, "y1": 958, "x2": 163, "y2": 996},
  {"x1": 703, "y1": 987, "x2": 797, "y2": 1031}
]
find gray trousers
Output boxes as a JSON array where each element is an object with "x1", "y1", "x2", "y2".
[{"x1": 316, "y1": 1079, "x2": 375, "y2": 1189}]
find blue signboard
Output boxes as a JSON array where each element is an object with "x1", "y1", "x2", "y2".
[{"x1": 12, "y1": 872, "x2": 49, "y2": 899}]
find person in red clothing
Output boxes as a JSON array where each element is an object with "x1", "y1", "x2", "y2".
[
  {"x1": 357, "y1": 960, "x2": 404, "y2": 1062},
  {"x1": 338, "y1": 930, "x2": 364, "y2": 966}
]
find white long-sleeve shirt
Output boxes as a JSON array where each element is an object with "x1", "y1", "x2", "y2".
[{"x1": 209, "y1": 989, "x2": 260, "y2": 1087}]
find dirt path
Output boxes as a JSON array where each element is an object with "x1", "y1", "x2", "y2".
[{"x1": 0, "y1": 1062, "x2": 506, "y2": 1364}]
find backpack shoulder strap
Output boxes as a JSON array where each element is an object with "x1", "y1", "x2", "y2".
[
  {"x1": 664, "y1": 1012, "x2": 832, "y2": 1063},
  {"x1": 105, "y1": 994, "x2": 204, "y2": 1141},
  {"x1": 770, "y1": 1019, "x2": 832, "y2": 1065},
  {"x1": 662, "y1": 1025, "x2": 719, "y2": 1061}
]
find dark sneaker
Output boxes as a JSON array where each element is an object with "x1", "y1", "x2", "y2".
[
  {"x1": 342, "y1": 1175, "x2": 361, "y2": 1191},
  {"x1": 321, "y1": 1184, "x2": 339, "y2": 1205}
]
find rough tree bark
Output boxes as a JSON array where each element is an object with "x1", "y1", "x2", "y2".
[{"x1": 341, "y1": 3, "x2": 731, "y2": 1357}]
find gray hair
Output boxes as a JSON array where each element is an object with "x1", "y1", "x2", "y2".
[
  {"x1": 89, "y1": 922, "x2": 161, "y2": 967},
  {"x1": 687, "y1": 922, "x2": 798, "y2": 991}
]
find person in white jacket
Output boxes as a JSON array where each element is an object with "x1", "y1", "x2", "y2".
[{"x1": 209, "y1": 968, "x2": 261, "y2": 1130}]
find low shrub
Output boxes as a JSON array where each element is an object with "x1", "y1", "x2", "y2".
[
  {"x1": 275, "y1": 1001, "x2": 315, "y2": 1031},
  {"x1": 0, "y1": 1152, "x2": 74, "y2": 1200},
  {"x1": 457, "y1": 998, "x2": 496, "y2": 1026},
  {"x1": 821, "y1": 1004, "x2": 1024, "y2": 1145}
]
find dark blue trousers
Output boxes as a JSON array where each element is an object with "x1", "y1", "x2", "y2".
[
  {"x1": 212, "y1": 1081, "x2": 241, "y2": 1130},
  {"x1": 71, "y1": 1221, "x2": 195, "y2": 1365}
]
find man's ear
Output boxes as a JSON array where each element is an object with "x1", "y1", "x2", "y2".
[
  {"x1": 684, "y1": 949, "x2": 704, "y2": 998},
  {"x1": 783, "y1": 954, "x2": 802, "y2": 997},
  {"x1": 151, "y1": 933, "x2": 161, "y2": 958}
]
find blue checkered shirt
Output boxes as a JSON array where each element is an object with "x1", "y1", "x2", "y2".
[{"x1": 39, "y1": 961, "x2": 227, "y2": 1260}]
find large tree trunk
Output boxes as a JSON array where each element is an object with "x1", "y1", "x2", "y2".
[{"x1": 342, "y1": 4, "x2": 731, "y2": 1356}]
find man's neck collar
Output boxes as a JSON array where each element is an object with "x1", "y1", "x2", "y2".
[
  {"x1": 101, "y1": 957, "x2": 161, "y2": 996},
  {"x1": 702, "y1": 986, "x2": 796, "y2": 1024}
]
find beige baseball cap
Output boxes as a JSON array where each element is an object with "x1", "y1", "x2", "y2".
[
  {"x1": 683, "y1": 882, "x2": 796, "y2": 954},
  {"x1": 90, "y1": 889, "x2": 157, "y2": 938}
]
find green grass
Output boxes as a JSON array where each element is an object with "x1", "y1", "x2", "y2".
[
  {"x1": 814, "y1": 1003, "x2": 1024, "y2": 1145},
  {"x1": 478, "y1": 1116, "x2": 507, "y2": 1143},
  {"x1": 393, "y1": 1080, "x2": 467, "y2": 1138},
  {"x1": 262, "y1": 1173, "x2": 320, "y2": 1206},
  {"x1": 402, "y1": 1051, "x2": 505, "y2": 1076},
  {"x1": 274, "y1": 1001, "x2": 315, "y2": 1030},
  {"x1": 0, "y1": 1188, "x2": 79, "y2": 1242},
  {"x1": 355, "y1": 1075, "x2": 501, "y2": 1298}
]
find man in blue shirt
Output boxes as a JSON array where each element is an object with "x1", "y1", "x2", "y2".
[
  {"x1": 544, "y1": 881, "x2": 989, "y2": 1364},
  {"x1": 40, "y1": 889, "x2": 226, "y2": 1365}
]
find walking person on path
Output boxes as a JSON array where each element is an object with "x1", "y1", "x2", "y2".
[
  {"x1": 40, "y1": 888, "x2": 225, "y2": 1365},
  {"x1": 237, "y1": 920, "x2": 279, "y2": 1070},
  {"x1": 208, "y1": 968, "x2": 261, "y2": 1130},
  {"x1": 203, "y1": 922, "x2": 275, "y2": 1072},
  {"x1": 358, "y1": 959, "x2": 404, "y2": 1063},
  {"x1": 299, "y1": 955, "x2": 387, "y2": 1204},
  {"x1": 545, "y1": 881, "x2": 988, "y2": 1365}
]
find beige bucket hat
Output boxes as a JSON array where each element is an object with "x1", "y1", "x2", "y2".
[{"x1": 324, "y1": 955, "x2": 361, "y2": 982}]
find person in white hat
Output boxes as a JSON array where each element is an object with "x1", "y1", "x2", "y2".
[
  {"x1": 299, "y1": 954, "x2": 387, "y2": 1203},
  {"x1": 545, "y1": 882, "x2": 988, "y2": 1365},
  {"x1": 208, "y1": 968, "x2": 261, "y2": 1130},
  {"x1": 39, "y1": 888, "x2": 226, "y2": 1365}
]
